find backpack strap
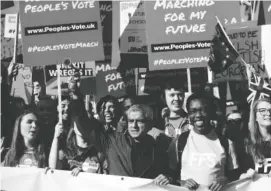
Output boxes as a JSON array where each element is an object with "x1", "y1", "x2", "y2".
[
  {"x1": 175, "y1": 131, "x2": 190, "y2": 184},
  {"x1": 217, "y1": 134, "x2": 229, "y2": 173}
]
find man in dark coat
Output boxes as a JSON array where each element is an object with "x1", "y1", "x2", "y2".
[{"x1": 75, "y1": 103, "x2": 172, "y2": 185}]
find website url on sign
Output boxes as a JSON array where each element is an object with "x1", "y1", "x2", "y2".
[
  {"x1": 154, "y1": 57, "x2": 209, "y2": 66},
  {"x1": 28, "y1": 42, "x2": 99, "y2": 53},
  {"x1": 25, "y1": 22, "x2": 97, "y2": 36},
  {"x1": 151, "y1": 41, "x2": 211, "y2": 53}
]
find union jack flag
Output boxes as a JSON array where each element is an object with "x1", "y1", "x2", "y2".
[{"x1": 247, "y1": 72, "x2": 271, "y2": 105}]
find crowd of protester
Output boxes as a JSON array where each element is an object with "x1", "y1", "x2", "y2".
[{"x1": 1, "y1": 63, "x2": 271, "y2": 191}]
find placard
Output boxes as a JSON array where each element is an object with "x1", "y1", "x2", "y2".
[
  {"x1": 144, "y1": 0, "x2": 240, "y2": 71},
  {"x1": 120, "y1": 1, "x2": 147, "y2": 54},
  {"x1": 227, "y1": 25, "x2": 271, "y2": 78},
  {"x1": 10, "y1": 64, "x2": 32, "y2": 104},
  {"x1": 213, "y1": 57, "x2": 248, "y2": 83},
  {"x1": 99, "y1": 1, "x2": 113, "y2": 42},
  {"x1": 19, "y1": 1, "x2": 104, "y2": 66},
  {"x1": 45, "y1": 61, "x2": 96, "y2": 96},
  {"x1": 138, "y1": 67, "x2": 207, "y2": 95},
  {"x1": 95, "y1": 63, "x2": 135, "y2": 102},
  {"x1": 1, "y1": 17, "x2": 23, "y2": 60},
  {"x1": 4, "y1": 14, "x2": 21, "y2": 39}
]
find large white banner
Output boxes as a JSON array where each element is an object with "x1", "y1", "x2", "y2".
[{"x1": 0, "y1": 167, "x2": 270, "y2": 191}]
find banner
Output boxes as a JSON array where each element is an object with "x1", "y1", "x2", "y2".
[
  {"x1": 1, "y1": 167, "x2": 271, "y2": 191},
  {"x1": 19, "y1": 1, "x2": 104, "y2": 67},
  {"x1": 44, "y1": 61, "x2": 96, "y2": 96},
  {"x1": 4, "y1": 14, "x2": 21, "y2": 39},
  {"x1": 227, "y1": 24, "x2": 271, "y2": 78},
  {"x1": 144, "y1": 1, "x2": 240, "y2": 71}
]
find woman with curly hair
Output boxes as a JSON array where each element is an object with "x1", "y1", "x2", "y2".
[
  {"x1": 240, "y1": 98, "x2": 271, "y2": 178},
  {"x1": 3, "y1": 110, "x2": 47, "y2": 168}
]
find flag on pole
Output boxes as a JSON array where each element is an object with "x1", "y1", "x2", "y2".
[
  {"x1": 247, "y1": 72, "x2": 271, "y2": 105},
  {"x1": 208, "y1": 17, "x2": 239, "y2": 74}
]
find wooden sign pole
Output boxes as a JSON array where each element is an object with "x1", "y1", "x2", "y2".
[
  {"x1": 12, "y1": 13, "x2": 19, "y2": 82},
  {"x1": 187, "y1": 68, "x2": 192, "y2": 93},
  {"x1": 57, "y1": 64, "x2": 62, "y2": 122}
]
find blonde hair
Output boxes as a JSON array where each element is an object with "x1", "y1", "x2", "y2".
[{"x1": 247, "y1": 98, "x2": 271, "y2": 161}]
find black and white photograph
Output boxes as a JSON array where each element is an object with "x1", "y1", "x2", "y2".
[{"x1": 1, "y1": 0, "x2": 271, "y2": 191}]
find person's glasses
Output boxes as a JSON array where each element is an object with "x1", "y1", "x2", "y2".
[
  {"x1": 188, "y1": 107, "x2": 207, "y2": 115},
  {"x1": 256, "y1": 108, "x2": 271, "y2": 116}
]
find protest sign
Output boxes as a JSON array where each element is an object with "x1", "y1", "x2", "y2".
[
  {"x1": 120, "y1": 1, "x2": 147, "y2": 54},
  {"x1": 138, "y1": 67, "x2": 207, "y2": 95},
  {"x1": 45, "y1": 61, "x2": 96, "y2": 96},
  {"x1": 10, "y1": 64, "x2": 32, "y2": 104},
  {"x1": 213, "y1": 58, "x2": 248, "y2": 83},
  {"x1": 19, "y1": 1, "x2": 104, "y2": 67},
  {"x1": 1, "y1": 16, "x2": 23, "y2": 61},
  {"x1": 214, "y1": 1, "x2": 240, "y2": 26},
  {"x1": 99, "y1": 1, "x2": 113, "y2": 42},
  {"x1": 144, "y1": 0, "x2": 240, "y2": 71},
  {"x1": 4, "y1": 14, "x2": 21, "y2": 39},
  {"x1": 138, "y1": 68, "x2": 187, "y2": 95},
  {"x1": 95, "y1": 62, "x2": 136, "y2": 102},
  {"x1": 227, "y1": 24, "x2": 271, "y2": 78}
]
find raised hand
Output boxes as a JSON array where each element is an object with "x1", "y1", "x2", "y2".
[{"x1": 7, "y1": 59, "x2": 19, "y2": 81}]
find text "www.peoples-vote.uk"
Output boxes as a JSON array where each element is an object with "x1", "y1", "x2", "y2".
[{"x1": 151, "y1": 41, "x2": 211, "y2": 52}]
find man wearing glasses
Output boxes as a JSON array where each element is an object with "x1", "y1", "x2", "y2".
[{"x1": 168, "y1": 93, "x2": 239, "y2": 191}]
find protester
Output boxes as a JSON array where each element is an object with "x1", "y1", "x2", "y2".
[
  {"x1": 160, "y1": 81, "x2": 189, "y2": 138},
  {"x1": 2, "y1": 110, "x2": 47, "y2": 168},
  {"x1": 96, "y1": 95, "x2": 121, "y2": 133},
  {"x1": 117, "y1": 96, "x2": 136, "y2": 133},
  {"x1": 86, "y1": 104, "x2": 171, "y2": 185},
  {"x1": 121, "y1": 96, "x2": 136, "y2": 115},
  {"x1": 168, "y1": 93, "x2": 239, "y2": 191},
  {"x1": 86, "y1": 101, "x2": 94, "y2": 119},
  {"x1": 240, "y1": 98, "x2": 271, "y2": 178},
  {"x1": 224, "y1": 110, "x2": 248, "y2": 180},
  {"x1": 49, "y1": 118, "x2": 106, "y2": 176},
  {"x1": 201, "y1": 83, "x2": 225, "y2": 131},
  {"x1": 1, "y1": 61, "x2": 21, "y2": 156},
  {"x1": 31, "y1": 79, "x2": 46, "y2": 106},
  {"x1": 35, "y1": 96, "x2": 57, "y2": 155}
]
